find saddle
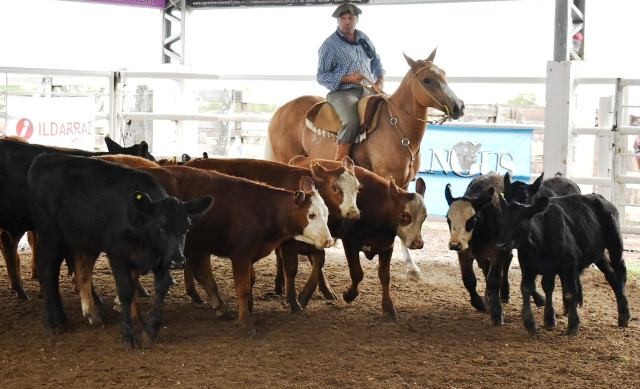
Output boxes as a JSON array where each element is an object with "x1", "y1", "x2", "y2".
[{"x1": 304, "y1": 95, "x2": 386, "y2": 144}]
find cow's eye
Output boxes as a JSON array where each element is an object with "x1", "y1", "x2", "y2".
[
  {"x1": 332, "y1": 184, "x2": 340, "y2": 194},
  {"x1": 465, "y1": 217, "x2": 478, "y2": 231},
  {"x1": 309, "y1": 212, "x2": 317, "y2": 220}
]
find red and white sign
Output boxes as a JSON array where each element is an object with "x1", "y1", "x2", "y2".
[{"x1": 7, "y1": 96, "x2": 96, "y2": 150}]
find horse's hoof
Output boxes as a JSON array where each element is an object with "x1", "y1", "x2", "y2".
[
  {"x1": 406, "y1": 268, "x2": 423, "y2": 282},
  {"x1": 383, "y1": 305, "x2": 399, "y2": 321}
]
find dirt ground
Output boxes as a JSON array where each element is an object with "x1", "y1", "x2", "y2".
[{"x1": 0, "y1": 219, "x2": 639, "y2": 388}]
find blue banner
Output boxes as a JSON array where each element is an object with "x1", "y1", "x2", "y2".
[{"x1": 408, "y1": 124, "x2": 533, "y2": 217}]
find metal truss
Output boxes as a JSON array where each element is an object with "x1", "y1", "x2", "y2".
[
  {"x1": 163, "y1": 0, "x2": 187, "y2": 64},
  {"x1": 554, "y1": 0, "x2": 586, "y2": 61}
]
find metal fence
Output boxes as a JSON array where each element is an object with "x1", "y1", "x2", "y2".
[{"x1": 2, "y1": 66, "x2": 639, "y2": 231}]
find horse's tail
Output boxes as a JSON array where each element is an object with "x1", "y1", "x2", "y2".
[{"x1": 264, "y1": 132, "x2": 275, "y2": 161}]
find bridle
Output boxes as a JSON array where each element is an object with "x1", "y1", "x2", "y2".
[{"x1": 361, "y1": 64, "x2": 452, "y2": 186}]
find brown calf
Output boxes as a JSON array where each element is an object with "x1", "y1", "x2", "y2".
[
  {"x1": 284, "y1": 156, "x2": 427, "y2": 319},
  {"x1": 183, "y1": 156, "x2": 360, "y2": 311},
  {"x1": 76, "y1": 161, "x2": 333, "y2": 336}
]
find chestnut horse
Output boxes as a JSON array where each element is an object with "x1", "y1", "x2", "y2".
[{"x1": 266, "y1": 49, "x2": 464, "y2": 279}]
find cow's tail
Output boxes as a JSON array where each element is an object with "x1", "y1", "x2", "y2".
[
  {"x1": 595, "y1": 195, "x2": 624, "y2": 268},
  {"x1": 264, "y1": 133, "x2": 275, "y2": 161}
]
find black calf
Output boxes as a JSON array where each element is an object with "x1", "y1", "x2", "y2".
[
  {"x1": 497, "y1": 194, "x2": 630, "y2": 336},
  {"x1": 28, "y1": 154, "x2": 212, "y2": 348}
]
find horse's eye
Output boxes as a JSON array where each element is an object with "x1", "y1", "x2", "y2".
[{"x1": 423, "y1": 78, "x2": 432, "y2": 85}]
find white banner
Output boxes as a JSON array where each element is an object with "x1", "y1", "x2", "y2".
[{"x1": 7, "y1": 96, "x2": 96, "y2": 150}]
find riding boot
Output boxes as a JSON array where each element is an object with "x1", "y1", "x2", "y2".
[{"x1": 334, "y1": 143, "x2": 352, "y2": 161}]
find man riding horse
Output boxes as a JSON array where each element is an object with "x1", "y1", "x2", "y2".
[{"x1": 317, "y1": 2, "x2": 384, "y2": 161}]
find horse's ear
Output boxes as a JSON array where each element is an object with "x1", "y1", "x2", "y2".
[
  {"x1": 426, "y1": 47, "x2": 438, "y2": 62},
  {"x1": 403, "y1": 52, "x2": 418, "y2": 70}
]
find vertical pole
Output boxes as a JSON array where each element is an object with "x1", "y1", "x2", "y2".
[
  {"x1": 595, "y1": 96, "x2": 613, "y2": 199},
  {"x1": 554, "y1": 0, "x2": 571, "y2": 62},
  {"x1": 543, "y1": 60, "x2": 577, "y2": 177},
  {"x1": 612, "y1": 78, "x2": 624, "y2": 224}
]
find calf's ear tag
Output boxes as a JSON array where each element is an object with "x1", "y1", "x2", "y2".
[{"x1": 136, "y1": 194, "x2": 143, "y2": 200}]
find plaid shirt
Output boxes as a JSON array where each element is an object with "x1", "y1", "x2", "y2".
[{"x1": 317, "y1": 29, "x2": 385, "y2": 92}]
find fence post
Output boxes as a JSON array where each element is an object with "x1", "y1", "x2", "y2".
[
  {"x1": 543, "y1": 60, "x2": 577, "y2": 177},
  {"x1": 595, "y1": 96, "x2": 613, "y2": 199}
]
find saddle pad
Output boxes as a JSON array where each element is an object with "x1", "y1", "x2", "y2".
[{"x1": 304, "y1": 95, "x2": 386, "y2": 143}]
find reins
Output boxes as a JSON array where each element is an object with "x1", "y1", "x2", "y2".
[{"x1": 360, "y1": 64, "x2": 451, "y2": 186}]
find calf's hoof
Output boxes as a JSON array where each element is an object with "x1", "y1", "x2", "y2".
[
  {"x1": 121, "y1": 333, "x2": 141, "y2": 350},
  {"x1": 84, "y1": 311, "x2": 103, "y2": 327},
  {"x1": 44, "y1": 325, "x2": 65, "y2": 336},
  {"x1": 320, "y1": 286, "x2": 338, "y2": 302},
  {"x1": 532, "y1": 292, "x2": 546, "y2": 307},
  {"x1": 92, "y1": 291, "x2": 105, "y2": 306},
  {"x1": 12, "y1": 285, "x2": 30, "y2": 301},
  {"x1": 215, "y1": 309, "x2": 235, "y2": 321},
  {"x1": 470, "y1": 295, "x2": 487, "y2": 312},
  {"x1": 343, "y1": 289, "x2": 359, "y2": 303},
  {"x1": 565, "y1": 327, "x2": 580, "y2": 337},
  {"x1": 297, "y1": 291, "x2": 312, "y2": 308},
  {"x1": 240, "y1": 325, "x2": 257, "y2": 338},
  {"x1": 618, "y1": 312, "x2": 631, "y2": 328},
  {"x1": 523, "y1": 313, "x2": 537, "y2": 335},
  {"x1": 289, "y1": 299, "x2": 304, "y2": 314},
  {"x1": 136, "y1": 285, "x2": 151, "y2": 298},
  {"x1": 187, "y1": 290, "x2": 204, "y2": 304},
  {"x1": 491, "y1": 313, "x2": 504, "y2": 326},
  {"x1": 544, "y1": 314, "x2": 557, "y2": 328}
]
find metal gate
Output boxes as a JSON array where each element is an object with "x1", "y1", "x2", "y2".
[{"x1": 611, "y1": 78, "x2": 640, "y2": 233}]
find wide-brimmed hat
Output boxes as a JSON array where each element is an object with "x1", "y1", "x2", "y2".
[{"x1": 332, "y1": 2, "x2": 362, "y2": 18}]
